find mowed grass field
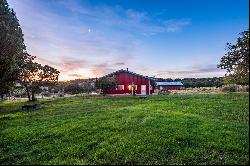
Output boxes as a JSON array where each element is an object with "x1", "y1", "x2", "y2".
[{"x1": 0, "y1": 93, "x2": 249, "y2": 165}]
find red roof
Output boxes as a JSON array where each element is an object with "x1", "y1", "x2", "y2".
[{"x1": 100, "y1": 69, "x2": 155, "y2": 80}]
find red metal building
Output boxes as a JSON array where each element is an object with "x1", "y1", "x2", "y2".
[{"x1": 99, "y1": 69, "x2": 155, "y2": 95}]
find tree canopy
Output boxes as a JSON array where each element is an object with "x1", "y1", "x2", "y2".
[
  {"x1": 96, "y1": 76, "x2": 117, "y2": 95},
  {"x1": 218, "y1": 30, "x2": 249, "y2": 85},
  {"x1": 19, "y1": 53, "x2": 60, "y2": 101},
  {"x1": 0, "y1": 0, "x2": 26, "y2": 97},
  {"x1": 0, "y1": 0, "x2": 60, "y2": 100}
]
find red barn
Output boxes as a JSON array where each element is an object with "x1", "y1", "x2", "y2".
[{"x1": 99, "y1": 69, "x2": 155, "y2": 95}]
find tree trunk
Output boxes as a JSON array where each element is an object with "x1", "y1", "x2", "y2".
[
  {"x1": 25, "y1": 86, "x2": 31, "y2": 101},
  {"x1": 31, "y1": 90, "x2": 36, "y2": 101}
]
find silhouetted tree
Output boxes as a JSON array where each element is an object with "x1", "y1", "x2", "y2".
[{"x1": 19, "y1": 55, "x2": 60, "y2": 101}]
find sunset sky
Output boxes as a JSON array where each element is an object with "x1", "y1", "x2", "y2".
[{"x1": 8, "y1": 0, "x2": 249, "y2": 81}]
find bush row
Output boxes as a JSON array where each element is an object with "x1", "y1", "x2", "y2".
[{"x1": 221, "y1": 84, "x2": 249, "y2": 92}]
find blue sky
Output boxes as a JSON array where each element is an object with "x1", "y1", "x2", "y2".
[{"x1": 8, "y1": 0, "x2": 249, "y2": 80}]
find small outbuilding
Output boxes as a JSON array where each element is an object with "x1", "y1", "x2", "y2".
[{"x1": 156, "y1": 81, "x2": 183, "y2": 91}]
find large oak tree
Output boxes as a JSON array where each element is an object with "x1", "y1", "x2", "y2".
[
  {"x1": 19, "y1": 53, "x2": 60, "y2": 101},
  {"x1": 218, "y1": 30, "x2": 249, "y2": 85}
]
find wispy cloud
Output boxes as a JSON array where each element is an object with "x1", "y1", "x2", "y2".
[
  {"x1": 9, "y1": 0, "x2": 228, "y2": 81},
  {"x1": 164, "y1": 19, "x2": 191, "y2": 32},
  {"x1": 68, "y1": 73, "x2": 85, "y2": 78},
  {"x1": 9, "y1": 0, "x2": 141, "y2": 79},
  {"x1": 91, "y1": 61, "x2": 127, "y2": 76},
  {"x1": 155, "y1": 64, "x2": 225, "y2": 78},
  {"x1": 60, "y1": 1, "x2": 191, "y2": 36},
  {"x1": 37, "y1": 56, "x2": 127, "y2": 79},
  {"x1": 36, "y1": 57, "x2": 88, "y2": 73}
]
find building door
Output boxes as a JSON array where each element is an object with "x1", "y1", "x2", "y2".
[{"x1": 141, "y1": 85, "x2": 146, "y2": 95}]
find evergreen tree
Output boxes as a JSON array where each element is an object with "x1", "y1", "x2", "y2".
[{"x1": 0, "y1": 0, "x2": 26, "y2": 98}]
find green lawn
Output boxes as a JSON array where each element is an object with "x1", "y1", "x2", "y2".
[{"x1": 0, "y1": 93, "x2": 249, "y2": 165}]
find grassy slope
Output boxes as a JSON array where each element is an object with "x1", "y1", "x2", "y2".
[{"x1": 0, "y1": 93, "x2": 249, "y2": 165}]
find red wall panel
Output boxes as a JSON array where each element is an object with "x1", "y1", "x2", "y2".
[{"x1": 108, "y1": 72, "x2": 155, "y2": 95}]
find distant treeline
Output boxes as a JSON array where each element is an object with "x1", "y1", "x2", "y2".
[
  {"x1": 7, "y1": 77, "x2": 225, "y2": 98},
  {"x1": 156, "y1": 77, "x2": 224, "y2": 88},
  {"x1": 54, "y1": 78, "x2": 97, "y2": 94},
  {"x1": 71, "y1": 77, "x2": 224, "y2": 88},
  {"x1": 51, "y1": 77, "x2": 224, "y2": 95}
]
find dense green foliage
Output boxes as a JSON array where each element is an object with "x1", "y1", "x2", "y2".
[
  {"x1": 218, "y1": 30, "x2": 249, "y2": 85},
  {"x1": 156, "y1": 77, "x2": 224, "y2": 88},
  {"x1": 63, "y1": 79, "x2": 96, "y2": 94},
  {"x1": 0, "y1": 0, "x2": 60, "y2": 100},
  {"x1": 96, "y1": 76, "x2": 117, "y2": 94},
  {"x1": 0, "y1": 0, "x2": 26, "y2": 97},
  {"x1": 19, "y1": 57, "x2": 60, "y2": 101},
  {"x1": 0, "y1": 94, "x2": 248, "y2": 165}
]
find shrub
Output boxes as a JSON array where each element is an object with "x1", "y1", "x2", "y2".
[
  {"x1": 58, "y1": 92, "x2": 64, "y2": 97},
  {"x1": 180, "y1": 87, "x2": 186, "y2": 90},
  {"x1": 201, "y1": 88, "x2": 207, "y2": 91},
  {"x1": 42, "y1": 91, "x2": 51, "y2": 97},
  {"x1": 159, "y1": 90, "x2": 171, "y2": 95},
  {"x1": 238, "y1": 85, "x2": 249, "y2": 92},
  {"x1": 96, "y1": 76, "x2": 117, "y2": 95},
  {"x1": 221, "y1": 84, "x2": 238, "y2": 92},
  {"x1": 64, "y1": 84, "x2": 84, "y2": 94}
]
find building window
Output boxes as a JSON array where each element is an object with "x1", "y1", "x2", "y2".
[
  {"x1": 117, "y1": 85, "x2": 124, "y2": 90},
  {"x1": 128, "y1": 85, "x2": 137, "y2": 91},
  {"x1": 128, "y1": 85, "x2": 132, "y2": 91},
  {"x1": 141, "y1": 85, "x2": 146, "y2": 91}
]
